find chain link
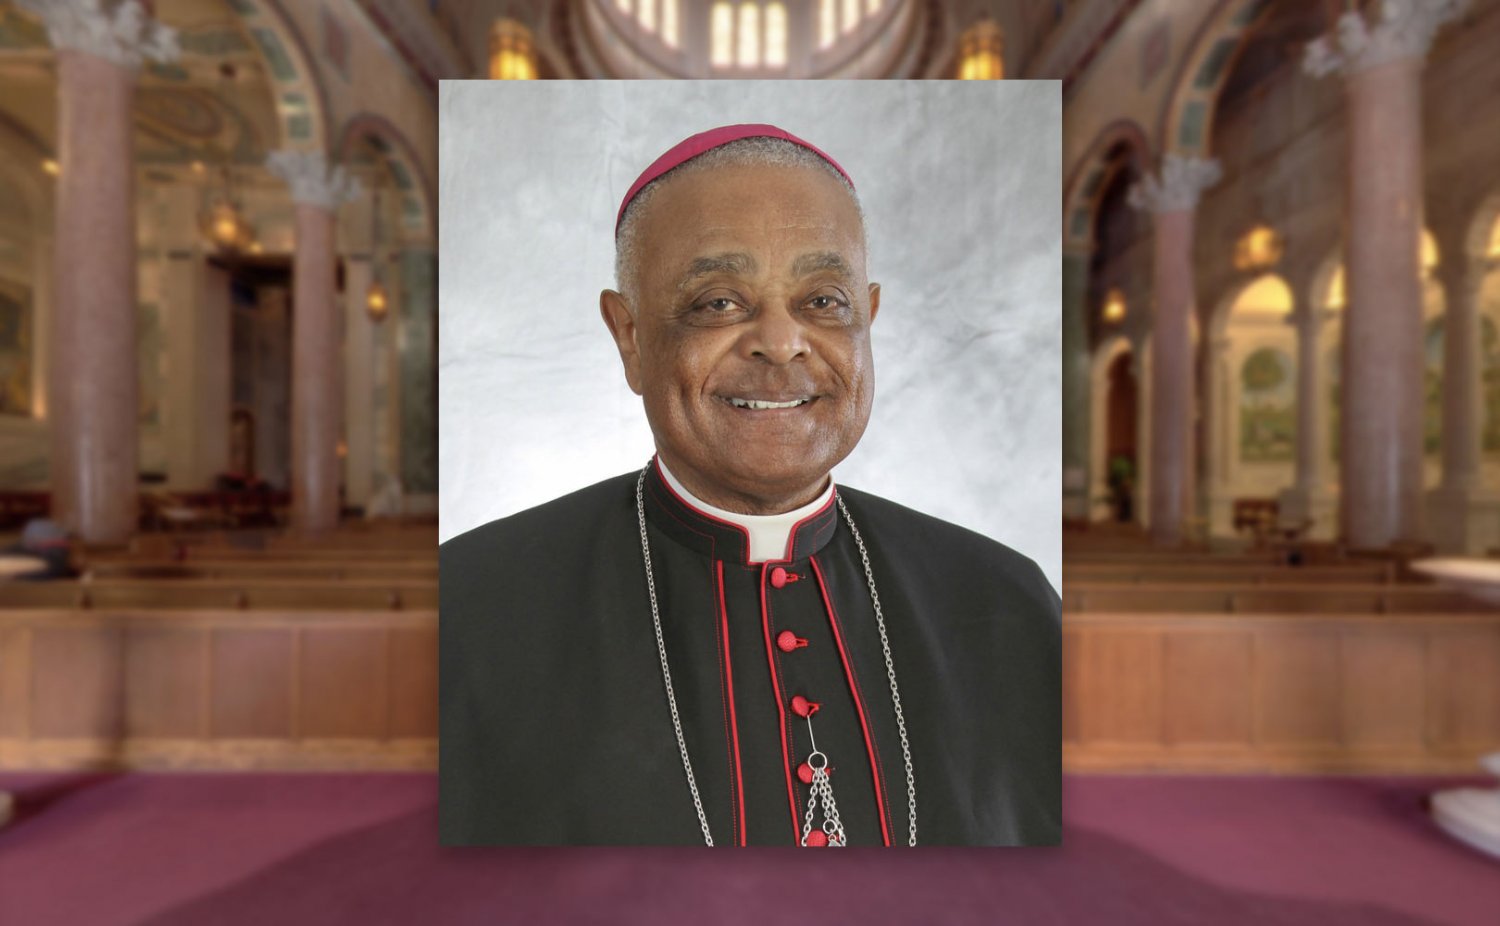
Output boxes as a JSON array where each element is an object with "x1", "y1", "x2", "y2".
[
  {"x1": 837, "y1": 495, "x2": 917, "y2": 847},
  {"x1": 637, "y1": 466, "x2": 916, "y2": 847},
  {"x1": 637, "y1": 470, "x2": 714, "y2": 846}
]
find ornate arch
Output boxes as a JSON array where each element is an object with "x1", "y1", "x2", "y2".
[
  {"x1": 1158, "y1": 0, "x2": 1272, "y2": 156},
  {"x1": 1061, "y1": 119, "x2": 1151, "y2": 253},
  {"x1": 227, "y1": 0, "x2": 330, "y2": 152},
  {"x1": 335, "y1": 113, "x2": 435, "y2": 246},
  {"x1": 1463, "y1": 187, "x2": 1500, "y2": 264}
]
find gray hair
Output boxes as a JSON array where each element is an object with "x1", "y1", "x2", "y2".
[{"x1": 614, "y1": 136, "x2": 866, "y2": 304}]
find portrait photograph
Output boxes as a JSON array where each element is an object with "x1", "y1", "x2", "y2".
[{"x1": 438, "y1": 79, "x2": 1061, "y2": 846}]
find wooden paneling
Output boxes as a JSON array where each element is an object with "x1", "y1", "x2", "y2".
[
  {"x1": 1061, "y1": 627, "x2": 1083, "y2": 743},
  {"x1": 211, "y1": 629, "x2": 293, "y2": 738},
  {"x1": 298, "y1": 628, "x2": 389, "y2": 738},
  {"x1": 1065, "y1": 613, "x2": 1500, "y2": 772},
  {"x1": 0, "y1": 627, "x2": 30, "y2": 738},
  {"x1": 1255, "y1": 631, "x2": 1341, "y2": 747},
  {"x1": 1342, "y1": 632, "x2": 1425, "y2": 748},
  {"x1": 0, "y1": 609, "x2": 435, "y2": 770},
  {"x1": 1164, "y1": 631, "x2": 1251, "y2": 745},
  {"x1": 30, "y1": 625, "x2": 124, "y2": 738},
  {"x1": 1080, "y1": 629, "x2": 1162, "y2": 743},
  {"x1": 124, "y1": 628, "x2": 205, "y2": 737},
  {"x1": 1428, "y1": 629, "x2": 1500, "y2": 750},
  {"x1": 388, "y1": 626, "x2": 438, "y2": 738}
]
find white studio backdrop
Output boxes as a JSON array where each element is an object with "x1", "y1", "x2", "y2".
[{"x1": 439, "y1": 81, "x2": 1061, "y2": 591}]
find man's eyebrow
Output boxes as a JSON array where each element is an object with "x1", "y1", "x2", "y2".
[
  {"x1": 679, "y1": 252, "x2": 757, "y2": 286},
  {"x1": 792, "y1": 251, "x2": 854, "y2": 277}
]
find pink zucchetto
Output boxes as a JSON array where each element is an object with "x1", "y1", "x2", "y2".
[{"x1": 615, "y1": 123, "x2": 856, "y2": 234}]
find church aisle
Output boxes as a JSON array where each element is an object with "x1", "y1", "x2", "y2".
[{"x1": 0, "y1": 773, "x2": 1493, "y2": 925}]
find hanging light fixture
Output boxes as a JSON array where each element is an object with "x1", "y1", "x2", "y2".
[
  {"x1": 1102, "y1": 288, "x2": 1127, "y2": 323},
  {"x1": 488, "y1": 19, "x2": 538, "y2": 80},
  {"x1": 957, "y1": 20, "x2": 1004, "y2": 80},
  {"x1": 199, "y1": 62, "x2": 258, "y2": 255},
  {"x1": 1233, "y1": 223, "x2": 1284, "y2": 274},
  {"x1": 365, "y1": 182, "x2": 390, "y2": 323}
]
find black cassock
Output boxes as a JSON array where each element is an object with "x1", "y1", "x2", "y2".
[{"x1": 440, "y1": 460, "x2": 1060, "y2": 846}]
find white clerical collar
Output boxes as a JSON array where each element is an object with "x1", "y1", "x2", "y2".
[{"x1": 657, "y1": 458, "x2": 835, "y2": 564}]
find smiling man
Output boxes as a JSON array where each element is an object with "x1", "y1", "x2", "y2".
[{"x1": 440, "y1": 125, "x2": 1060, "y2": 847}]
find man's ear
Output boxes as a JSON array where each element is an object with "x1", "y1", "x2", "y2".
[
  {"x1": 600, "y1": 289, "x2": 644, "y2": 395},
  {"x1": 867, "y1": 282, "x2": 881, "y2": 325}
]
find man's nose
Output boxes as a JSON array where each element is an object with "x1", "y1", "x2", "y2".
[{"x1": 745, "y1": 303, "x2": 810, "y2": 365}]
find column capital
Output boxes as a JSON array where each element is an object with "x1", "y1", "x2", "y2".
[
  {"x1": 266, "y1": 150, "x2": 361, "y2": 211},
  {"x1": 1303, "y1": 0, "x2": 1468, "y2": 79},
  {"x1": 1128, "y1": 154, "x2": 1222, "y2": 214},
  {"x1": 18, "y1": 0, "x2": 178, "y2": 69}
]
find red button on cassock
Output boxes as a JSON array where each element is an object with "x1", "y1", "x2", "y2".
[
  {"x1": 770, "y1": 567, "x2": 788, "y2": 589},
  {"x1": 791, "y1": 695, "x2": 819, "y2": 718},
  {"x1": 797, "y1": 762, "x2": 815, "y2": 784},
  {"x1": 777, "y1": 630, "x2": 807, "y2": 653},
  {"x1": 805, "y1": 830, "x2": 829, "y2": 847}
]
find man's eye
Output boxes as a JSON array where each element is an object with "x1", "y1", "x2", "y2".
[
  {"x1": 704, "y1": 297, "x2": 737, "y2": 312},
  {"x1": 807, "y1": 295, "x2": 845, "y2": 310}
]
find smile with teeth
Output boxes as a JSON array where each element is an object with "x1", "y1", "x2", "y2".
[{"x1": 726, "y1": 396, "x2": 811, "y2": 410}]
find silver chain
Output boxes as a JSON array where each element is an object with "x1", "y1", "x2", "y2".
[
  {"x1": 635, "y1": 466, "x2": 917, "y2": 847},
  {"x1": 837, "y1": 494, "x2": 917, "y2": 847},
  {"x1": 636, "y1": 469, "x2": 714, "y2": 846}
]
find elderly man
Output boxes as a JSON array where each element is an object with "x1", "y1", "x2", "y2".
[{"x1": 440, "y1": 124, "x2": 1059, "y2": 847}]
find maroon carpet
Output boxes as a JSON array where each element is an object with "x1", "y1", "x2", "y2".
[{"x1": 0, "y1": 773, "x2": 1494, "y2": 925}]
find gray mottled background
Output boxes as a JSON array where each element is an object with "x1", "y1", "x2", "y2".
[{"x1": 439, "y1": 81, "x2": 1061, "y2": 591}]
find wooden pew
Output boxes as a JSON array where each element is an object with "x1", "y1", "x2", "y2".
[
  {"x1": 0, "y1": 580, "x2": 436, "y2": 611},
  {"x1": 1065, "y1": 562, "x2": 1394, "y2": 585},
  {"x1": 1063, "y1": 582, "x2": 1493, "y2": 614},
  {"x1": 84, "y1": 561, "x2": 439, "y2": 582}
]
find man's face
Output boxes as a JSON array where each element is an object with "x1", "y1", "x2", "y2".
[{"x1": 602, "y1": 162, "x2": 880, "y2": 514}]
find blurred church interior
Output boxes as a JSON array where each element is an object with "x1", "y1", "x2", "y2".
[{"x1": 0, "y1": 1, "x2": 1497, "y2": 923}]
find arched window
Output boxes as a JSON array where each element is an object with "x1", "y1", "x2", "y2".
[
  {"x1": 957, "y1": 20, "x2": 1004, "y2": 80},
  {"x1": 711, "y1": 3, "x2": 733, "y2": 66},
  {"x1": 488, "y1": 19, "x2": 537, "y2": 80},
  {"x1": 842, "y1": 0, "x2": 859, "y2": 33},
  {"x1": 819, "y1": 0, "x2": 837, "y2": 49},
  {"x1": 638, "y1": 0, "x2": 656, "y2": 33},
  {"x1": 662, "y1": 0, "x2": 680, "y2": 47},
  {"x1": 765, "y1": 3, "x2": 787, "y2": 68},
  {"x1": 738, "y1": 3, "x2": 760, "y2": 67}
]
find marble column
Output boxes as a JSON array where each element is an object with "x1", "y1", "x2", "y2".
[
  {"x1": 1204, "y1": 335, "x2": 1232, "y2": 535},
  {"x1": 1277, "y1": 305, "x2": 1337, "y2": 536},
  {"x1": 1061, "y1": 248, "x2": 1092, "y2": 521},
  {"x1": 22, "y1": 0, "x2": 177, "y2": 544},
  {"x1": 1304, "y1": 0, "x2": 1467, "y2": 549},
  {"x1": 1429, "y1": 254, "x2": 1500, "y2": 552},
  {"x1": 398, "y1": 249, "x2": 437, "y2": 508},
  {"x1": 1129, "y1": 154, "x2": 1221, "y2": 546},
  {"x1": 267, "y1": 150, "x2": 359, "y2": 534}
]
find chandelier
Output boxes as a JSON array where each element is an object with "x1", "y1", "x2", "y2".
[
  {"x1": 365, "y1": 184, "x2": 390, "y2": 323},
  {"x1": 199, "y1": 63, "x2": 258, "y2": 255}
]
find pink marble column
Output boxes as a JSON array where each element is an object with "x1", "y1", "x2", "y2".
[
  {"x1": 1130, "y1": 155, "x2": 1221, "y2": 546},
  {"x1": 1304, "y1": 0, "x2": 1467, "y2": 549},
  {"x1": 26, "y1": 0, "x2": 177, "y2": 544},
  {"x1": 1439, "y1": 259, "x2": 1482, "y2": 494},
  {"x1": 268, "y1": 151, "x2": 359, "y2": 535},
  {"x1": 1277, "y1": 305, "x2": 1334, "y2": 533}
]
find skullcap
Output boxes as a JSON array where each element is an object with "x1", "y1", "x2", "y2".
[{"x1": 616, "y1": 123, "x2": 855, "y2": 234}]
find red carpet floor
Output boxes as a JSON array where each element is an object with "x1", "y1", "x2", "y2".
[{"x1": 0, "y1": 773, "x2": 1495, "y2": 925}]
